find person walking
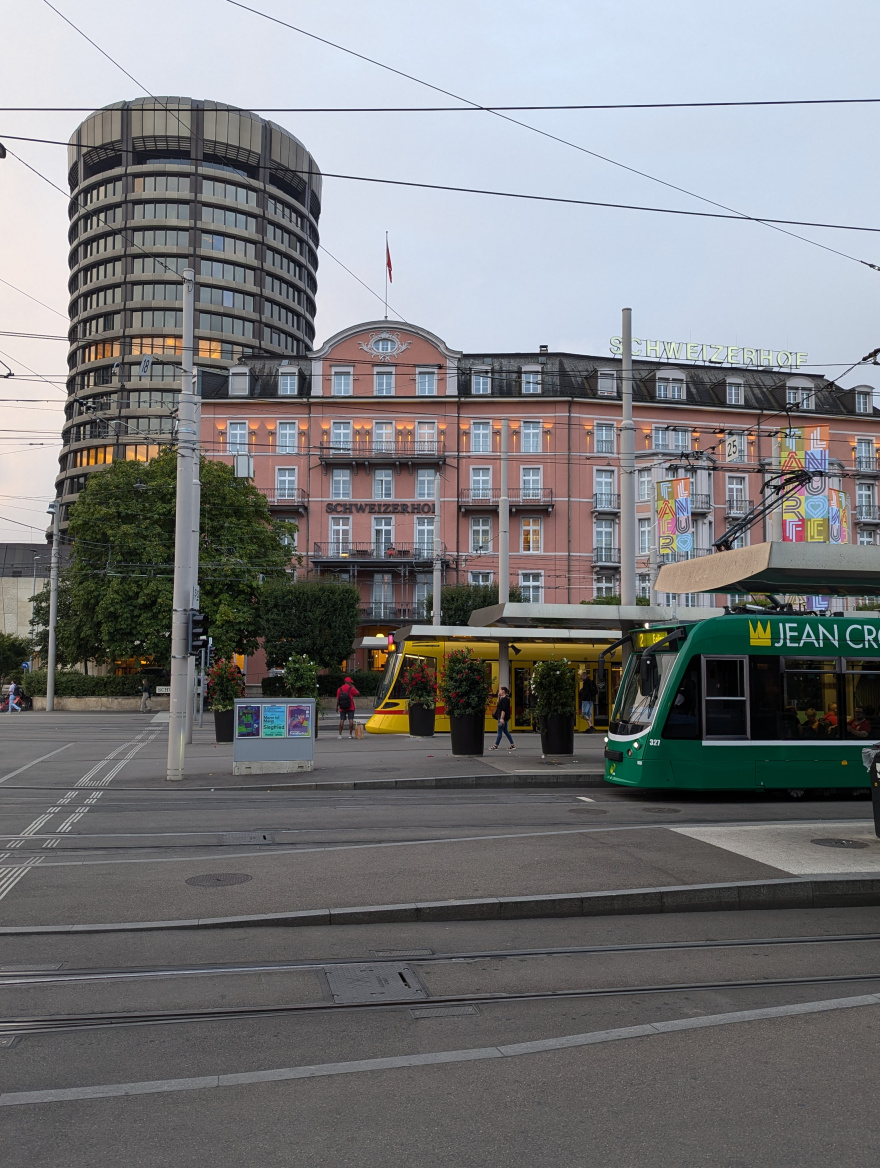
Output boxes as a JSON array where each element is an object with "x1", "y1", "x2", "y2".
[
  {"x1": 7, "y1": 679, "x2": 22, "y2": 713},
  {"x1": 579, "y1": 674, "x2": 597, "y2": 731},
  {"x1": 490, "y1": 685, "x2": 515, "y2": 750},
  {"x1": 336, "y1": 676, "x2": 359, "y2": 739},
  {"x1": 139, "y1": 678, "x2": 151, "y2": 714}
]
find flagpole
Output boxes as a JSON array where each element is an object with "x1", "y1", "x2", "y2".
[{"x1": 384, "y1": 231, "x2": 389, "y2": 320}]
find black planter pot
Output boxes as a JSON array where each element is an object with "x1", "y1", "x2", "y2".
[
  {"x1": 540, "y1": 712, "x2": 575, "y2": 755},
  {"x1": 213, "y1": 708, "x2": 234, "y2": 743},
  {"x1": 408, "y1": 703, "x2": 435, "y2": 737},
  {"x1": 449, "y1": 713, "x2": 485, "y2": 755}
]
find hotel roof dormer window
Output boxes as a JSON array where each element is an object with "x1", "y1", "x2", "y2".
[
  {"x1": 331, "y1": 367, "x2": 353, "y2": 396},
  {"x1": 597, "y1": 371, "x2": 618, "y2": 397},
  {"x1": 656, "y1": 376, "x2": 685, "y2": 401},
  {"x1": 785, "y1": 378, "x2": 814, "y2": 410},
  {"x1": 472, "y1": 370, "x2": 491, "y2": 395},
  {"x1": 854, "y1": 385, "x2": 874, "y2": 414},
  {"x1": 726, "y1": 380, "x2": 744, "y2": 406}
]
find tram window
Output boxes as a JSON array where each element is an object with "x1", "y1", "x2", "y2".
[
  {"x1": 782, "y1": 659, "x2": 840, "y2": 740},
  {"x1": 662, "y1": 657, "x2": 700, "y2": 739},
  {"x1": 375, "y1": 650, "x2": 402, "y2": 704},
  {"x1": 844, "y1": 663, "x2": 880, "y2": 740},
  {"x1": 703, "y1": 657, "x2": 748, "y2": 738},
  {"x1": 749, "y1": 657, "x2": 783, "y2": 739},
  {"x1": 389, "y1": 654, "x2": 436, "y2": 700}
]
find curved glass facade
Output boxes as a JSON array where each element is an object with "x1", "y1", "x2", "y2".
[{"x1": 59, "y1": 98, "x2": 321, "y2": 518}]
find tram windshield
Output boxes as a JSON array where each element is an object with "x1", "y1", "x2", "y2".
[
  {"x1": 610, "y1": 651, "x2": 679, "y2": 735},
  {"x1": 375, "y1": 650, "x2": 402, "y2": 704}
]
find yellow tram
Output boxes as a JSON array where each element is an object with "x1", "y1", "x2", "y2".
[{"x1": 366, "y1": 626, "x2": 623, "y2": 734}]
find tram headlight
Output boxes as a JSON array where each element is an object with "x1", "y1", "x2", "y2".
[{"x1": 633, "y1": 740, "x2": 641, "y2": 750}]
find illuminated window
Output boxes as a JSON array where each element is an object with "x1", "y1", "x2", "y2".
[{"x1": 521, "y1": 517, "x2": 541, "y2": 553}]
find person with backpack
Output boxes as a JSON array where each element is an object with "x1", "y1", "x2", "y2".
[
  {"x1": 6, "y1": 679, "x2": 22, "y2": 713},
  {"x1": 489, "y1": 686, "x2": 514, "y2": 750},
  {"x1": 336, "y1": 676, "x2": 359, "y2": 739}
]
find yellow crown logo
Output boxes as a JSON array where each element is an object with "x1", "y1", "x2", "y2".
[{"x1": 749, "y1": 620, "x2": 771, "y2": 646}]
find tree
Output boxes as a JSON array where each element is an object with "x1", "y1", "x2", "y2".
[
  {"x1": 32, "y1": 452, "x2": 297, "y2": 667},
  {"x1": 260, "y1": 578, "x2": 360, "y2": 669},
  {"x1": 429, "y1": 583, "x2": 523, "y2": 627},
  {"x1": 0, "y1": 633, "x2": 30, "y2": 678}
]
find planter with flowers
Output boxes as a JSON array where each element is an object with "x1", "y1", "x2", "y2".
[
  {"x1": 531, "y1": 657, "x2": 576, "y2": 755},
  {"x1": 439, "y1": 648, "x2": 493, "y2": 755},
  {"x1": 402, "y1": 659, "x2": 437, "y2": 736},
  {"x1": 206, "y1": 659, "x2": 246, "y2": 742}
]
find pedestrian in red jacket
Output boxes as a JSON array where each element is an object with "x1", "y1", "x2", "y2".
[{"x1": 336, "y1": 676, "x2": 359, "y2": 739}]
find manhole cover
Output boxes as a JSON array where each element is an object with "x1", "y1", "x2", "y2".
[
  {"x1": 185, "y1": 872, "x2": 253, "y2": 887},
  {"x1": 642, "y1": 807, "x2": 681, "y2": 814},
  {"x1": 811, "y1": 838, "x2": 871, "y2": 850},
  {"x1": 324, "y1": 962, "x2": 428, "y2": 1003}
]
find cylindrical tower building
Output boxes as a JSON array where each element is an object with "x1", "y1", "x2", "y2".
[{"x1": 59, "y1": 98, "x2": 321, "y2": 520}]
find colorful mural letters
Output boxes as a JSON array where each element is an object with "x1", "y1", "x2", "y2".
[{"x1": 657, "y1": 478, "x2": 692, "y2": 557}]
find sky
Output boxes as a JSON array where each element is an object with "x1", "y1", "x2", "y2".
[{"x1": 2, "y1": 0, "x2": 880, "y2": 542}]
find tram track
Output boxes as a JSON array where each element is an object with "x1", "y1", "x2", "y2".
[
  {"x1": 4, "y1": 972, "x2": 880, "y2": 1036},
  {"x1": 2, "y1": 930, "x2": 878, "y2": 987}
]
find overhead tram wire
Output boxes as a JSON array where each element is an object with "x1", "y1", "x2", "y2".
[
  {"x1": 221, "y1": 0, "x2": 880, "y2": 274},
  {"x1": 0, "y1": 276, "x2": 68, "y2": 320},
  {"x1": 7, "y1": 97, "x2": 880, "y2": 112},
  {"x1": 5, "y1": 133, "x2": 880, "y2": 241}
]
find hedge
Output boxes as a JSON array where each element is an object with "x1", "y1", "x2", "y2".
[
  {"x1": 22, "y1": 670, "x2": 156, "y2": 698},
  {"x1": 262, "y1": 668, "x2": 380, "y2": 698}
]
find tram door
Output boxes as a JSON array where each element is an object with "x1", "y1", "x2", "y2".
[
  {"x1": 592, "y1": 664, "x2": 621, "y2": 728},
  {"x1": 513, "y1": 666, "x2": 537, "y2": 731}
]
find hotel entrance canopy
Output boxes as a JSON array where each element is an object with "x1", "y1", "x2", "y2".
[{"x1": 654, "y1": 542, "x2": 880, "y2": 598}]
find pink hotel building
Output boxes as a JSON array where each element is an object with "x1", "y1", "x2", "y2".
[{"x1": 200, "y1": 320, "x2": 879, "y2": 671}]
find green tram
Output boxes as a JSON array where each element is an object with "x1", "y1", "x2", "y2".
[{"x1": 604, "y1": 613, "x2": 880, "y2": 792}]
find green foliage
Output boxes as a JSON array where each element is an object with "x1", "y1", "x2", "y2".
[
  {"x1": 427, "y1": 583, "x2": 523, "y2": 627},
  {"x1": 0, "y1": 633, "x2": 30, "y2": 678},
  {"x1": 31, "y1": 452, "x2": 296, "y2": 668},
  {"x1": 261, "y1": 579, "x2": 360, "y2": 669},
  {"x1": 283, "y1": 654, "x2": 320, "y2": 703},
  {"x1": 21, "y1": 670, "x2": 147, "y2": 697},
  {"x1": 438, "y1": 648, "x2": 493, "y2": 717},
  {"x1": 531, "y1": 658, "x2": 576, "y2": 717},
  {"x1": 261, "y1": 667, "x2": 380, "y2": 697},
  {"x1": 402, "y1": 660, "x2": 437, "y2": 709},
  {"x1": 206, "y1": 658, "x2": 246, "y2": 711},
  {"x1": 260, "y1": 675, "x2": 288, "y2": 697},
  {"x1": 581, "y1": 595, "x2": 649, "y2": 606}
]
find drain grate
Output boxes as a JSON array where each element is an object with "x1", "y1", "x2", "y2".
[
  {"x1": 410, "y1": 1006, "x2": 479, "y2": 1019},
  {"x1": 642, "y1": 808, "x2": 681, "y2": 814},
  {"x1": 185, "y1": 872, "x2": 253, "y2": 887},
  {"x1": 0, "y1": 964, "x2": 62, "y2": 972},
  {"x1": 324, "y1": 962, "x2": 429, "y2": 1004},
  {"x1": 811, "y1": 838, "x2": 871, "y2": 849},
  {"x1": 372, "y1": 949, "x2": 434, "y2": 958}
]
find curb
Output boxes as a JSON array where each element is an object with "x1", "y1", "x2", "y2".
[
  {"x1": 230, "y1": 772, "x2": 607, "y2": 792},
  {"x1": 4, "y1": 875, "x2": 880, "y2": 935}
]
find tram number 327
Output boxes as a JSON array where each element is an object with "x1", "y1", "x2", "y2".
[{"x1": 649, "y1": 739, "x2": 661, "y2": 746}]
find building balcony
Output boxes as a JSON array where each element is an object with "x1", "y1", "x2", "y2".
[
  {"x1": 311, "y1": 541, "x2": 446, "y2": 567},
  {"x1": 689, "y1": 493, "x2": 712, "y2": 513},
  {"x1": 660, "y1": 548, "x2": 714, "y2": 564},
  {"x1": 855, "y1": 456, "x2": 879, "y2": 473},
  {"x1": 458, "y1": 487, "x2": 554, "y2": 512},
  {"x1": 593, "y1": 547, "x2": 621, "y2": 566},
  {"x1": 591, "y1": 493, "x2": 620, "y2": 512},
  {"x1": 319, "y1": 439, "x2": 446, "y2": 468},
  {"x1": 256, "y1": 486, "x2": 308, "y2": 513},
  {"x1": 855, "y1": 505, "x2": 880, "y2": 523},
  {"x1": 725, "y1": 497, "x2": 753, "y2": 518},
  {"x1": 360, "y1": 602, "x2": 428, "y2": 624}
]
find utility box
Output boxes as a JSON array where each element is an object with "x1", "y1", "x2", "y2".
[{"x1": 232, "y1": 697, "x2": 315, "y2": 775}]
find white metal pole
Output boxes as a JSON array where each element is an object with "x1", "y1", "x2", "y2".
[
  {"x1": 166, "y1": 267, "x2": 196, "y2": 782},
  {"x1": 498, "y1": 419, "x2": 510, "y2": 690},
  {"x1": 45, "y1": 499, "x2": 61, "y2": 711},
  {"x1": 185, "y1": 394, "x2": 201, "y2": 746},
  {"x1": 432, "y1": 472, "x2": 442, "y2": 625},
  {"x1": 619, "y1": 308, "x2": 636, "y2": 606}
]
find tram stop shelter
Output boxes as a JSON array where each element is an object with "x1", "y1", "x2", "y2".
[
  {"x1": 468, "y1": 602, "x2": 724, "y2": 631},
  {"x1": 654, "y1": 542, "x2": 880, "y2": 599}
]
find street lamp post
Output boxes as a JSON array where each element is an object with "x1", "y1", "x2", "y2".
[{"x1": 46, "y1": 500, "x2": 61, "y2": 712}]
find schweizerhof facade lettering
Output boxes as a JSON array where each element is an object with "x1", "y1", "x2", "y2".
[{"x1": 610, "y1": 337, "x2": 807, "y2": 368}]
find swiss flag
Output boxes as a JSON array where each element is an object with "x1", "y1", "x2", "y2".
[{"x1": 386, "y1": 240, "x2": 393, "y2": 284}]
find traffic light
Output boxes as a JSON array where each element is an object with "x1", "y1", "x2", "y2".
[{"x1": 189, "y1": 612, "x2": 208, "y2": 655}]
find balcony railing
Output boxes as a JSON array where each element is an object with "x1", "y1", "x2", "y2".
[
  {"x1": 458, "y1": 487, "x2": 554, "y2": 509},
  {"x1": 592, "y1": 493, "x2": 620, "y2": 511},
  {"x1": 360, "y1": 603, "x2": 428, "y2": 622},
  {"x1": 855, "y1": 455, "x2": 879, "y2": 472},
  {"x1": 660, "y1": 548, "x2": 714, "y2": 563},
  {"x1": 256, "y1": 486, "x2": 308, "y2": 508},
  {"x1": 593, "y1": 547, "x2": 621, "y2": 564},
  {"x1": 689, "y1": 493, "x2": 712, "y2": 512},
  {"x1": 725, "y1": 497, "x2": 753, "y2": 517},
  {"x1": 855, "y1": 504, "x2": 880, "y2": 522},
  {"x1": 319, "y1": 439, "x2": 445, "y2": 460},
  {"x1": 312, "y1": 541, "x2": 444, "y2": 562}
]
